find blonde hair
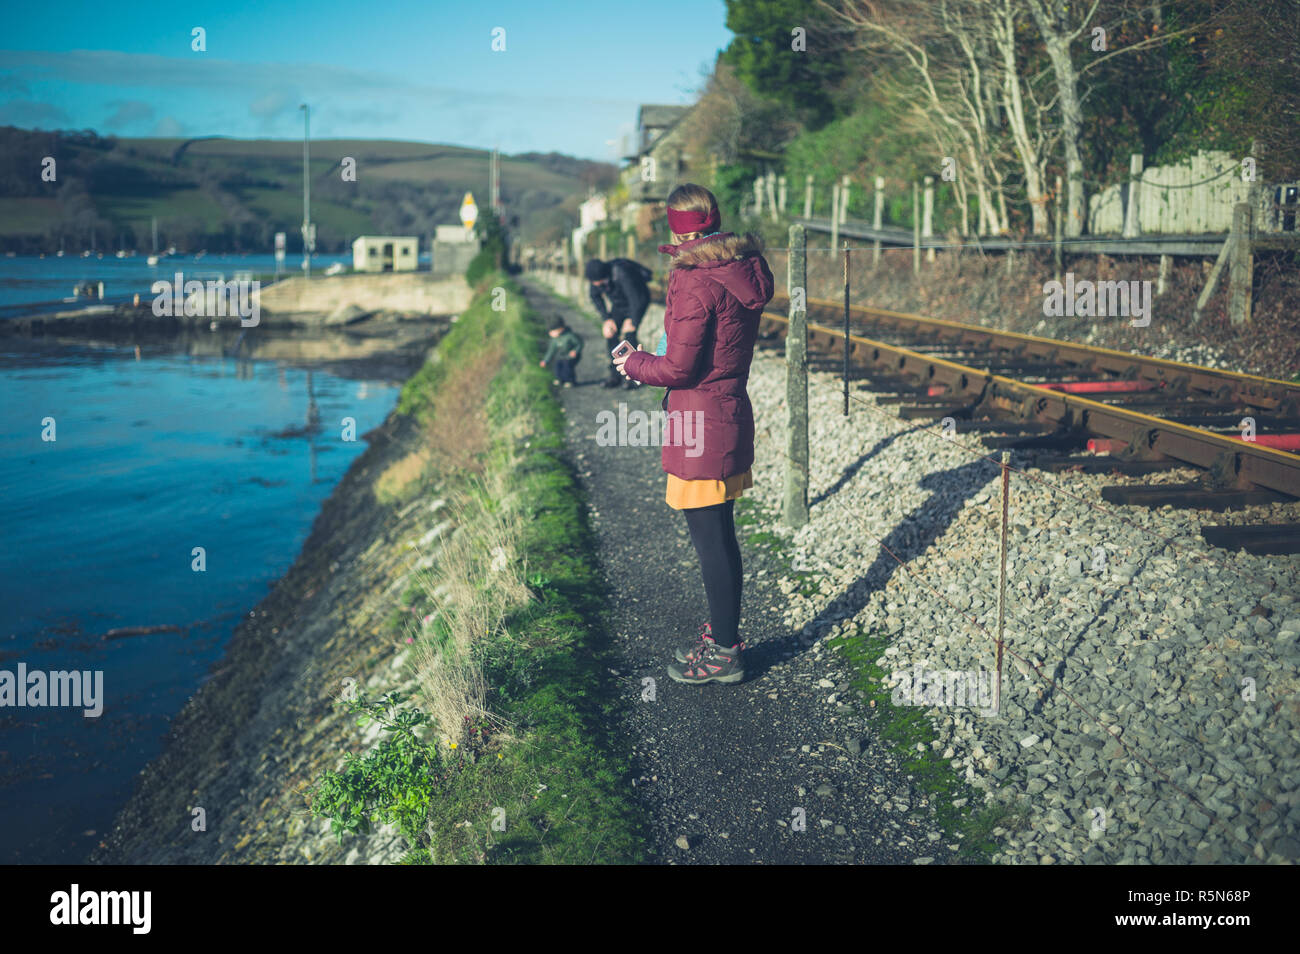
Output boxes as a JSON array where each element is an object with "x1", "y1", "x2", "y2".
[
  {"x1": 666, "y1": 183, "x2": 718, "y2": 242},
  {"x1": 664, "y1": 182, "x2": 764, "y2": 268}
]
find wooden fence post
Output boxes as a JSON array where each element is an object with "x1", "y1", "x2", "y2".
[
  {"x1": 784, "y1": 224, "x2": 809, "y2": 528},
  {"x1": 912, "y1": 181, "x2": 921, "y2": 275},
  {"x1": 1193, "y1": 236, "x2": 1233, "y2": 324},
  {"x1": 1229, "y1": 202, "x2": 1254, "y2": 325},
  {"x1": 1123, "y1": 153, "x2": 1144, "y2": 238},
  {"x1": 923, "y1": 175, "x2": 935, "y2": 263},
  {"x1": 598, "y1": 231, "x2": 607, "y2": 261},
  {"x1": 842, "y1": 243, "x2": 850, "y2": 416},
  {"x1": 830, "y1": 182, "x2": 841, "y2": 254},
  {"x1": 778, "y1": 175, "x2": 788, "y2": 216},
  {"x1": 1054, "y1": 174, "x2": 1063, "y2": 283},
  {"x1": 766, "y1": 171, "x2": 779, "y2": 223},
  {"x1": 840, "y1": 175, "x2": 851, "y2": 223},
  {"x1": 873, "y1": 175, "x2": 884, "y2": 266},
  {"x1": 627, "y1": 233, "x2": 636, "y2": 260},
  {"x1": 754, "y1": 177, "x2": 764, "y2": 218},
  {"x1": 804, "y1": 174, "x2": 814, "y2": 219}
]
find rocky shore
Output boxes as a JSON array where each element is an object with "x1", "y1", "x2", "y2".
[{"x1": 90, "y1": 338, "x2": 452, "y2": 864}]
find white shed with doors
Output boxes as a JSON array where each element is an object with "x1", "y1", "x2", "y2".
[{"x1": 352, "y1": 235, "x2": 419, "y2": 273}]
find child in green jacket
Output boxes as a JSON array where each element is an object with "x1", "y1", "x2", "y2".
[{"x1": 540, "y1": 315, "x2": 583, "y2": 387}]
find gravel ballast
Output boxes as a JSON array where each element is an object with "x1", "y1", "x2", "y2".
[{"x1": 741, "y1": 337, "x2": 1300, "y2": 865}]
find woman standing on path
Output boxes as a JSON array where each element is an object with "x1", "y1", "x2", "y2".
[{"x1": 614, "y1": 184, "x2": 774, "y2": 685}]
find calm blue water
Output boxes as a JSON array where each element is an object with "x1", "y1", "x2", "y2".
[
  {"x1": 0, "y1": 340, "x2": 399, "y2": 862},
  {"x1": 0, "y1": 252, "x2": 371, "y2": 313}
]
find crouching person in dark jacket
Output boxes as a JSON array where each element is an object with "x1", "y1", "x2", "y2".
[
  {"x1": 586, "y1": 257, "x2": 651, "y2": 389},
  {"x1": 540, "y1": 315, "x2": 583, "y2": 387}
]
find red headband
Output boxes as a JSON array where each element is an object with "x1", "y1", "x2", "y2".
[{"x1": 666, "y1": 205, "x2": 720, "y2": 235}]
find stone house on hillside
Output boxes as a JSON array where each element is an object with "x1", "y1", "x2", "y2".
[{"x1": 619, "y1": 104, "x2": 696, "y2": 236}]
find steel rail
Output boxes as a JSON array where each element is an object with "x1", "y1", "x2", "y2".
[
  {"x1": 773, "y1": 291, "x2": 1300, "y2": 414},
  {"x1": 754, "y1": 309, "x2": 1300, "y2": 499}
]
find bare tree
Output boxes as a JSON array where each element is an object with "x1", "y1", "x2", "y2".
[
  {"x1": 823, "y1": 0, "x2": 1016, "y2": 234},
  {"x1": 678, "y1": 59, "x2": 798, "y2": 165},
  {"x1": 825, "y1": 0, "x2": 1071, "y2": 234},
  {"x1": 986, "y1": 0, "x2": 1058, "y2": 235},
  {"x1": 1025, "y1": 0, "x2": 1100, "y2": 236}
]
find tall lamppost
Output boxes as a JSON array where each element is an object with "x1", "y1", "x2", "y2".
[{"x1": 300, "y1": 103, "x2": 313, "y2": 277}]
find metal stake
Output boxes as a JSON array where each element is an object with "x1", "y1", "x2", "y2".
[
  {"x1": 842, "y1": 242, "x2": 850, "y2": 416},
  {"x1": 995, "y1": 450, "x2": 1010, "y2": 714}
]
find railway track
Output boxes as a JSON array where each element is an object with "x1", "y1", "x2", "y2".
[{"x1": 648, "y1": 282, "x2": 1300, "y2": 554}]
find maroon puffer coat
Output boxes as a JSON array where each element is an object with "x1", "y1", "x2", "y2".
[{"x1": 622, "y1": 231, "x2": 775, "y2": 481}]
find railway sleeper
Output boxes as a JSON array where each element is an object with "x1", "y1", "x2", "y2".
[
  {"x1": 1200, "y1": 523, "x2": 1300, "y2": 556},
  {"x1": 1035, "y1": 456, "x2": 1187, "y2": 476},
  {"x1": 982, "y1": 430, "x2": 1091, "y2": 451},
  {"x1": 897, "y1": 403, "x2": 977, "y2": 421},
  {"x1": 1100, "y1": 483, "x2": 1290, "y2": 511}
]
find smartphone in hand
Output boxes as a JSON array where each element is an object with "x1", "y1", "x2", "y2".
[{"x1": 610, "y1": 340, "x2": 634, "y2": 360}]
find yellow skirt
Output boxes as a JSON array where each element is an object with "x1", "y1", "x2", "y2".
[{"x1": 665, "y1": 469, "x2": 753, "y2": 510}]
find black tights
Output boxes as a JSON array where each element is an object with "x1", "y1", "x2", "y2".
[{"x1": 683, "y1": 499, "x2": 743, "y2": 648}]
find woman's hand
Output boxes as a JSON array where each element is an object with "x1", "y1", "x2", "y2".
[
  {"x1": 602, "y1": 319, "x2": 617, "y2": 338},
  {"x1": 620, "y1": 318, "x2": 637, "y2": 335},
  {"x1": 612, "y1": 343, "x2": 643, "y2": 378}
]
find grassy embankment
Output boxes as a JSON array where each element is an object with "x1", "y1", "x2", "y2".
[
  {"x1": 309, "y1": 269, "x2": 647, "y2": 863},
  {"x1": 733, "y1": 495, "x2": 1014, "y2": 861}
]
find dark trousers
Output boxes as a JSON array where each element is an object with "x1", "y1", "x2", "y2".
[
  {"x1": 683, "y1": 499, "x2": 743, "y2": 648},
  {"x1": 553, "y1": 356, "x2": 578, "y2": 384}
]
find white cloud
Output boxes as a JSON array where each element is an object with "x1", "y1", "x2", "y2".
[
  {"x1": 103, "y1": 99, "x2": 155, "y2": 129},
  {"x1": 152, "y1": 116, "x2": 185, "y2": 137}
]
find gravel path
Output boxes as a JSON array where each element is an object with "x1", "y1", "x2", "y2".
[{"x1": 521, "y1": 277, "x2": 958, "y2": 865}]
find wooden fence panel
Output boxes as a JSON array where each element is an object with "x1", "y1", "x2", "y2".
[{"x1": 1084, "y1": 149, "x2": 1283, "y2": 236}]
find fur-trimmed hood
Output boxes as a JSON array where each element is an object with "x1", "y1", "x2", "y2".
[
  {"x1": 659, "y1": 231, "x2": 773, "y2": 311},
  {"x1": 660, "y1": 231, "x2": 765, "y2": 269}
]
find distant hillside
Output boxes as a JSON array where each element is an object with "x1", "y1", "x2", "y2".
[{"x1": 0, "y1": 128, "x2": 616, "y2": 254}]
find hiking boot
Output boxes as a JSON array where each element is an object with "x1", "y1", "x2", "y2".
[
  {"x1": 674, "y1": 623, "x2": 714, "y2": 663},
  {"x1": 668, "y1": 639, "x2": 745, "y2": 685}
]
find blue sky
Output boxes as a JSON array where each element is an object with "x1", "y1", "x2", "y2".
[{"x1": 0, "y1": 0, "x2": 735, "y2": 160}]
